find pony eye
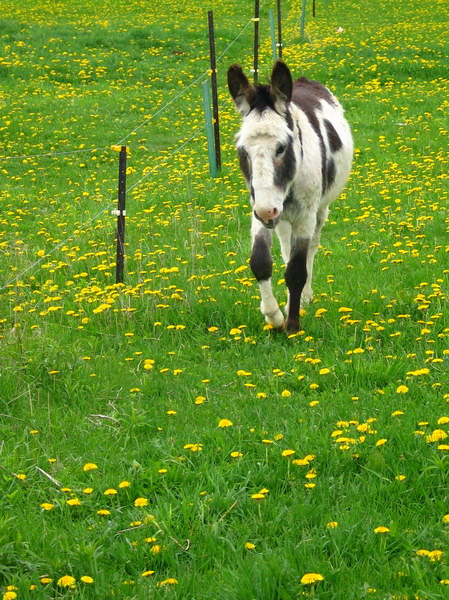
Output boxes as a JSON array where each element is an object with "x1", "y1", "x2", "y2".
[{"x1": 276, "y1": 144, "x2": 286, "y2": 157}]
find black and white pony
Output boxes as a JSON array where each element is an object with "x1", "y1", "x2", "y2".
[{"x1": 228, "y1": 60, "x2": 353, "y2": 333}]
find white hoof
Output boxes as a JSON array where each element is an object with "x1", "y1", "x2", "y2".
[
  {"x1": 265, "y1": 309, "x2": 285, "y2": 330},
  {"x1": 302, "y1": 287, "x2": 313, "y2": 304}
]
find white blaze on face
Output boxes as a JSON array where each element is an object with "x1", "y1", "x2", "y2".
[{"x1": 237, "y1": 109, "x2": 293, "y2": 224}]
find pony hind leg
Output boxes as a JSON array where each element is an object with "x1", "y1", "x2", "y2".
[
  {"x1": 250, "y1": 219, "x2": 284, "y2": 329},
  {"x1": 303, "y1": 206, "x2": 329, "y2": 304},
  {"x1": 275, "y1": 220, "x2": 292, "y2": 318}
]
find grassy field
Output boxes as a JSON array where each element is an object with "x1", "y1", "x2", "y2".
[{"x1": 1, "y1": 0, "x2": 449, "y2": 598}]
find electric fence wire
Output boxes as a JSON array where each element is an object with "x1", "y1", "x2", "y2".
[
  {"x1": 0, "y1": 5, "x2": 264, "y2": 290},
  {"x1": 0, "y1": 10, "x2": 256, "y2": 163},
  {"x1": 0, "y1": 124, "x2": 206, "y2": 293}
]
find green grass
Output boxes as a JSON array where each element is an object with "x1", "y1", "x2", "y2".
[{"x1": 1, "y1": 0, "x2": 449, "y2": 598}]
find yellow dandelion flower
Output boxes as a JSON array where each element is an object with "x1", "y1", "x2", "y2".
[
  {"x1": 3, "y1": 592, "x2": 17, "y2": 600},
  {"x1": 83, "y1": 488, "x2": 93, "y2": 494},
  {"x1": 281, "y1": 449, "x2": 295, "y2": 457},
  {"x1": 251, "y1": 493, "x2": 266, "y2": 500},
  {"x1": 80, "y1": 576, "x2": 94, "y2": 584},
  {"x1": 396, "y1": 385, "x2": 408, "y2": 394},
  {"x1": 83, "y1": 462, "x2": 98, "y2": 472},
  {"x1": 292, "y1": 458, "x2": 310, "y2": 466},
  {"x1": 245, "y1": 542, "x2": 256, "y2": 550},
  {"x1": 319, "y1": 368, "x2": 331, "y2": 375},
  {"x1": 374, "y1": 526, "x2": 390, "y2": 534},
  {"x1": 300, "y1": 573, "x2": 324, "y2": 585},
  {"x1": 119, "y1": 481, "x2": 130, "y2": 488},
  {"x1": 326, "y1": 521, "x2": 339, "y2": 528},
  {"x1": 375, "y1": 438, "x2": 388, "y2": 447},
  {"x1": 230, "y1": 451, "x2": 243, "y2": 458},
  {"x1": 134, "y1": 497, "x2": 149, "y2": 507},
  {"x1": 39, "y1": 577, "x2": 52, "y2": 584},
  {"x1": 281, "y1": 389, "x2": 291, "y2": 397},
  {"x1": 104, "y1": 488, "x2": 117, "y2": 495},
  {"x1": 157, "y1": 578, "x2": 178, "y2": 587},
  {"x1": 428, "y1": 429, "x2": 448, "y2": 443},
  {"x1": 97, "y1": 509, "x2": 111, "y2": 516},
  {"x1": 40, "y1": 502, "x2": 54, "y2": 511},
  {"x1": 218, "y1": 418, "x2": 233, "y2": 428},
  {"x1": 66, "y1": 498, "x2": 81, "y2": 506},
  {"x1": 16, "y1": 473, "x2": 26, "y2": 480},
  {"x1": 141, "y1": 570, "x2": 155, "y2": 577},
  {"x1": 57, "y1": 575, "x2": 76, "y2": 587}
]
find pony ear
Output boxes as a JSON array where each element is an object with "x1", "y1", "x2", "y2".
[
  {"x1": 227, "y1": 64, "x2": 255, "y2": 116},
  {"x1": 270, "y1": 60, "x2": 292, "y2": 104}
]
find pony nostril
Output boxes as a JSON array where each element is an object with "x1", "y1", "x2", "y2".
[{"x1": 255, "y1": 207, "x2": 280, "y2": 223}]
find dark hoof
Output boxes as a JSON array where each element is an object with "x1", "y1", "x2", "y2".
[{"x1": 285, "y1": 317, "x2": 300, "y2": 333}]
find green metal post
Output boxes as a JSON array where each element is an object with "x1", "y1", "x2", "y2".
[
  {"x1": 269, "y1": 9, "x2": 277, "y2": 61},
  {"x1": 300, "y1": 0, "x2": 307, "y2": 38},
  {"x1": 201, "y1": 81, "x2": 217, "y2": 178}
]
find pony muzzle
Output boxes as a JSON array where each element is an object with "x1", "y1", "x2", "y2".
[
  {"x1": 254, "y1": 205, "x2": 280, "y2": 224},
  {"x1": 253, "y1": 210, "x2": 280, "y2": 229}
]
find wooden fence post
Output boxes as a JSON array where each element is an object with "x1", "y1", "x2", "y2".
[
  {"x1": 277, "y1": 0, "x2": 283, "y2": 59},
  {"x1": 253, "y1": 0, "x2": 260, "y2": 84},
  {"x1": 112, "y1": 145, "x2": 127, "y2": 284}
]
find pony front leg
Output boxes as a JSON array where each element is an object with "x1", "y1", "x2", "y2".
[
  {"x1": 284, "y1": 239, "x2": 309, "y2": 332},
  {"x1": 250, "y1": 220, "x2": 284, "y2": 330}
]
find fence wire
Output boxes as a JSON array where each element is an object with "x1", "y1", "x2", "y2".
[{"x1": 1, "y1": 3, "x2": 267, "y2": 291}]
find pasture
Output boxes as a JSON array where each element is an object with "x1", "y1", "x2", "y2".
[{"x1": 1, "y1": 0, "x2": 448, "y2": 598}]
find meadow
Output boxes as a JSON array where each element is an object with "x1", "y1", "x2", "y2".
[{"x1": 1, "y1": 0, "x2": 449, "y2": 598}]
